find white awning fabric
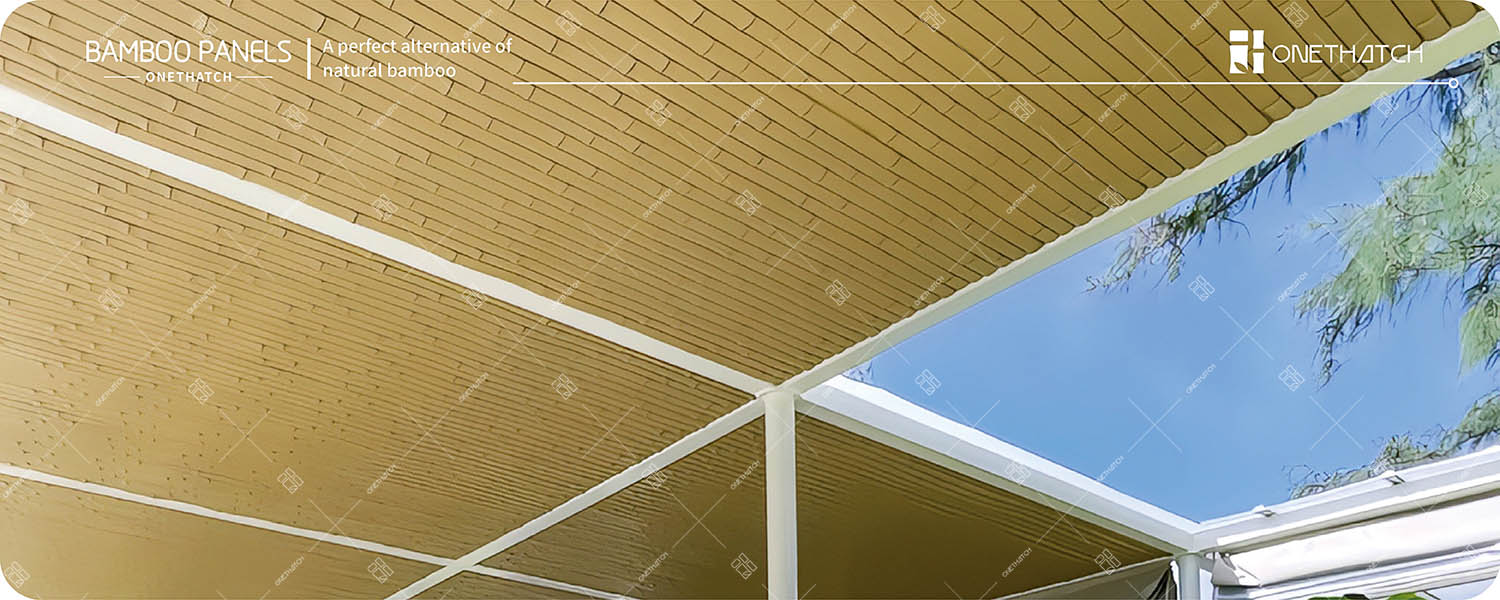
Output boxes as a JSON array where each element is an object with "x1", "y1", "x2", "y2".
[{"x1": 1214, "y1": 493, "x2": 1500, "y2": 598}]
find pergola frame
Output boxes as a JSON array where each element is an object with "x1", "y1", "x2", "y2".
[{"x1": 1, "y1": 5, "x2": 1498, "y2": 599}]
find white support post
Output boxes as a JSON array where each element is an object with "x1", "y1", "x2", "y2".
[
  {"x1": 764, "y1": 389, "x2": 798, "y2": 600},
  {"x1": 1175, "y1": 552, "x2": 1210, "y2": 600}
]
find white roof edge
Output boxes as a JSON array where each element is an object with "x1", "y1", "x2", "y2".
[
  {"x1": 0, "y1": 82, "x2": 772, "y2": 396},
  {"x1": 1194, "y1": 445, "x2": 1500, "y2": 552},
  {"x1": 776, "y1": 11, "x2": 1500, "y2": 397},
  {"x1": 802, "y1": 376, "x2": 1198, "y2": 551},
  {"x1": 0, "y1": 463, "x2": 630, "y2": 600}
]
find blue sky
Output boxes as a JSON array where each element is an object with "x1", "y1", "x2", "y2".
[{"x1": 854, "y1": 90, "x2": 1498, "y2": 521}]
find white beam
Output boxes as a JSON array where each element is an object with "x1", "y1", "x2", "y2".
[
  {"x1": 1194, "y1": 445, "x2": 1500, "y2": 553},
  {"x1": 0, "y1": 83, "x2": 772, "y2": 397},
  {"x1": 802, "y1": 376, "x2": 1197, "y2": 551},
  {"x1": 386, "y1": 397, "x2": 765, "y2": 600},
  {"x1": 775, "y1": 12, "x2": 1498, "y2": 397},
  {"x1": 764, "y1": 389, "x2": 798, "y2": 600},
  {"x1": 0, "y1": 463, "x2": 629, "y2": 599}
]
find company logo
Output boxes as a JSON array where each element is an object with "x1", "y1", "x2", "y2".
[
  {"x1": 1229, "y1": 29, "x2": 1265, "y2": 74},
  {"x1": 1227, "y1": 29, "x2": 1422, "y2": 75}
]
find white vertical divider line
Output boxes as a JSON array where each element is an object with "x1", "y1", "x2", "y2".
[
  {"x1": 387, "y1": 397, "x2": 766, "y2": 600},
  {"x1": 0, "y1": 463, "x2": 627, "y2": 599},
  {"x1": 0, "y1": 83, "x2": 772, "y2": 396},
  {"x1": 775, "y1": 12, "x2": 1499, "y2": 396}
]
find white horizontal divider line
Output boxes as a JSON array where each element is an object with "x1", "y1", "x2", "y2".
[
  {"x1": 0, "y1": 82, "x2": 772, "y2": 397},
  {"x1": 516, "y1": 80, "x2": 1454, "y2": 87},
  {"x1": 774, "y1": 12, "x2": 1497, "y2": 397},
  {"x1": 0, "y1": 463, "x2": 623, "y2": 599},
  {"x1": 388, "y1": 397, "x2": 766, "y2": 600}
]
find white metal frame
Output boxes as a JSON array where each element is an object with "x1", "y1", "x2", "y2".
[
  {"x1": 1195, "y1": 445, "x2": 1500, "y2": 553},
  {"x1": 1, "y1": 3, "x2": 1497, "y2": 599}
]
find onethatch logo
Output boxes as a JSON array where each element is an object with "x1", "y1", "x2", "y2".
[
  {"x1": 1229, "y1": 30, "x2": 1265, "y2": 74},
  {"x1": 1228, "y1": 29, "x2": 1423, "y2": 76}
]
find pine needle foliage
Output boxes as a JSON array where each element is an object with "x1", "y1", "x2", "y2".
[
  {"x1": 1298, "y1": 53, "x2": 1500, "y2": 381},
  {"x1": 1086, "y1": 47, "x2": 1498, "y2": 299},
  {"x1": 1291, "y1": 391, "x2": 1500, "y2": 498}
]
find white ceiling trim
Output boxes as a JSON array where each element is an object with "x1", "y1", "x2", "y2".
[
  {"x1": 0, "y1": 82, "x2": 771, "y2": 396},
  {"x1": 801, "y1": 376, "x2": 1198, "y2": 551},
  {"x1": 775, "y1": 11, "x2": 1500, "y2": 397},
  {"x1": 387, "y1": 396, "x2": 766, "y2": 600},
  {"x1": 0, "y1": 462, "x2": 630, "y2": 599}
]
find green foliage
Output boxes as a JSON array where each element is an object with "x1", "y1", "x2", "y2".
[
  {"x1": 1084, "y1": 48, "x2": 1500, "y2": 503},
  {"x1": 1291, "y1": 391, "x2": 1500, "y2": 498},
  {"x1": 1085, "y1": 142, "x2": 1306, "y2": 292},
  {"x1": 1297, "y1": 58, "x2": 1500, "y2": 381},
  {"x1": 1088, "y1": 48, "x2": 1500, "y2": 381}
]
